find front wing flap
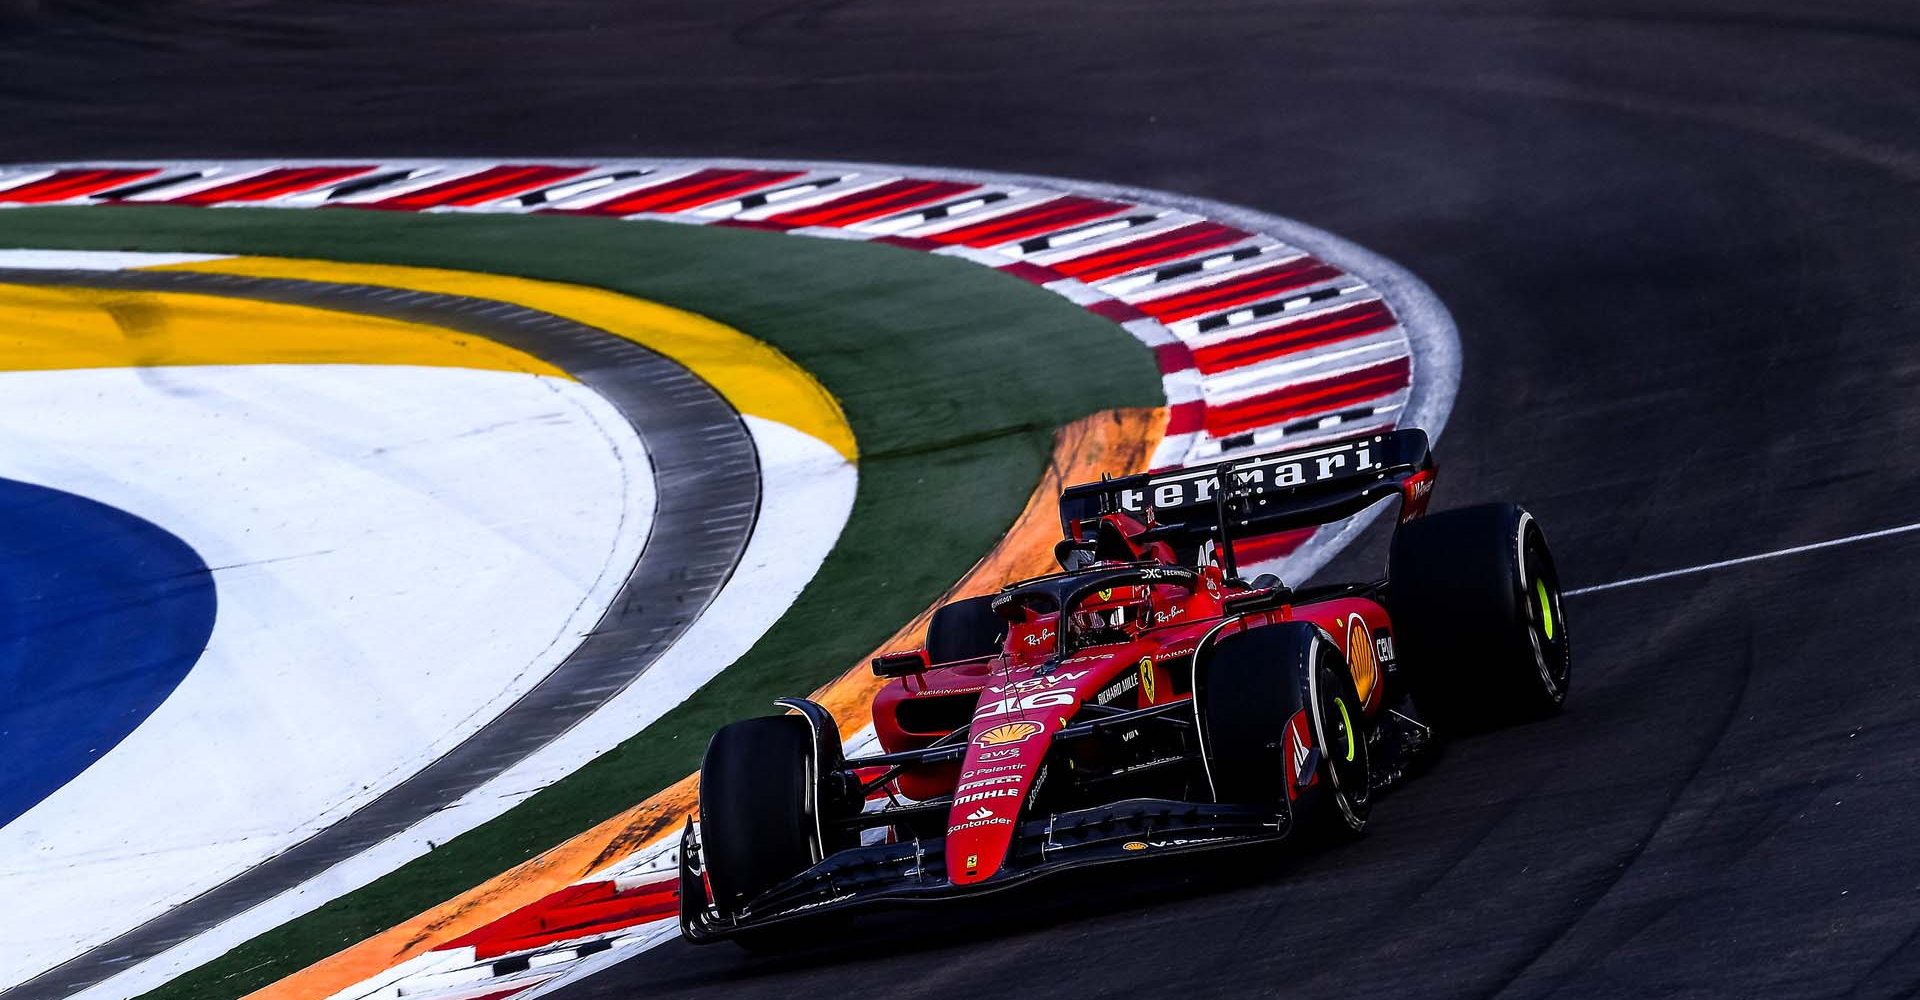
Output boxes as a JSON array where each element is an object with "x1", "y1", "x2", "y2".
[{"x1": 681, "y1": 797, "x2": 1288, "y2": 941}]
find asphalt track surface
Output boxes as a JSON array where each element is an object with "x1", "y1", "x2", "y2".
[
  {"x1": 0, "y1": 268, "x2": 759, "y2": 1000},
  {"x1": 5, "y1": 1, "x2": 1920, "y2": 997}
]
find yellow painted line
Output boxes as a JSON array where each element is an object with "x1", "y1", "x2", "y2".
[
  {"x1": 249, "y1": 407, "x2": 1162, "y2": 1000},
  {"x1": 0, "y1": 283, "x2": 567, "y2": 377},
  {"x1": 153, "y1": 256, "x2": 857, "y2": 462}
]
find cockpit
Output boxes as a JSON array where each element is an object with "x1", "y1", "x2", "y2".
[{"x1": 992, "y1": 566, "x2": 1203, "y2": 658}]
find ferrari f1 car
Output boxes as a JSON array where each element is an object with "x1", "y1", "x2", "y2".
[{"x1": 680, "y1": 428, "x2": 1569, "y2": 943}]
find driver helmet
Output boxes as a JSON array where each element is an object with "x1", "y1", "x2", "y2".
[{"x1": 1068, "y1": 589, "x2": 1152, "y2": 646}]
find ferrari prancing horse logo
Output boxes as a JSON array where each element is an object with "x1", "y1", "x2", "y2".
[{"x1": 1138, "y1": 656, "x2": 1156, "y2": 703}]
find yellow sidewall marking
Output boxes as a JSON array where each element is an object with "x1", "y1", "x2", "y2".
[
  {"x1": 0, "y1": 283, "x2": 567, "y2": 377},
  {"x1": 154, "y1": 256, "x2": 857, "y2": 461},
  {"x1": 1335, "y1": 697, "x2": 1356, "y2": 763},
  {"x1": 1537, "y1": 578, "x2": 1555, "y2": 640}
]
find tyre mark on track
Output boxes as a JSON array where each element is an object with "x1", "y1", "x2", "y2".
[
  {"x1": 1316, "y1": 68, "x2": 1920, "y2": 184},
  {"x1": 1473, "y1": 616, "x2": 1759, "y2": 1000},
  {"x1": 1846, "y1": 919, "x2": 1920, "y2": 999}
]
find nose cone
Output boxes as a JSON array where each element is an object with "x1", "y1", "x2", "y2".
[
  {"x1": 945, "y1": 722, "x2": 1050, "y2": 885},
  {"x1": 946, "y1": 660, "x2": 1114, "y2": 883}
]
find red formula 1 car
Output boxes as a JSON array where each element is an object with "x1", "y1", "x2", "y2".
[{"x1": 679, "y1": 428, "x2": 1570, "y2": 943}]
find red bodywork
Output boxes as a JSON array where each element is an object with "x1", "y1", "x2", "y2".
[{"x1": 871, "y1": 521, "x2": 1395, "y2": 886}]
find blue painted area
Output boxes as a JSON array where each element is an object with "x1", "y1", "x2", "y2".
[{"x1": 0, "y1": 479, "x2": 216, "y2": 828}]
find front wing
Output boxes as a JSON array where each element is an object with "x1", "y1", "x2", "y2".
[{"x1": 680, "y1": 797, "x2": 1290, "y2": 942}]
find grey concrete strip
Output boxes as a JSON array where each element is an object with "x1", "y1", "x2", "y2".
[{"x1": 0, "y1": 267, "x2": 759, "y2": 1000}]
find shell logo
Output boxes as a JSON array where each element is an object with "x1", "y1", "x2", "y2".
[
  {"x1": 975, "y1": 721, "x2": 1042, "y2": 748},
  {"x1": 1346, "y1": 615, "x2": 1378, "y2": 703}
]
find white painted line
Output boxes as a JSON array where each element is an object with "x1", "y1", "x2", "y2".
[
  {"x1": 728, "y1": 174, "x2": 898, "y2": 221},
  {"x1": 1041, "y1": 277, "x2": 1114, "y2": 306},
  {"x1": 1119, "y1": 316, "x2": 1179, "y2": 348},
  {"x1": 930, "y1": 244, "x2": 1008, "y2": 267},
  {"x1": 0, "y1": 169, "x2": 55, "y2": 194},
  {"x1": 1567, "y1": 520, "x2": 1920, "y2": 595},
  {"x1": 0, "y1": 249, "x2": 233, "y2": 269}
]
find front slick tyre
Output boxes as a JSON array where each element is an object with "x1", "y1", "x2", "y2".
[
  {"x1": 1389, "y1": 503, "x2": 1571, "y2": 733},
  {"x1": 698, "y1": 715, "x2": 819, "y2": 920},
  {"x1": 1197, "y1": 622, "x2": 1371, "y2": 842}
]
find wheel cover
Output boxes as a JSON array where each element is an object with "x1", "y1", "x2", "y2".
[
  {"x1": 1310, "y1": 657, "x2": 1371, "y2": 818},
  {"x1": 1522, "y1": 530, "x2": 1571, "y2": 699},
  {"x1": 1333, "y1": 696, "x2": 1357, "y2": 763},
  {"x1": 1536, "y1": 578, "x2": 1555, "y2": 640}
]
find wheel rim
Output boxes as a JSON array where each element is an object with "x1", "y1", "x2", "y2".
[
  {"x1": 1521, "y1": 529, "x2": 1570, "y2": 700},
  {"x1": 1333, "y1": 697, "x2": 1356, "y2": 763},
  {"x1": 1312, "y1": 660, "x2": 1371, "y2": 817}
]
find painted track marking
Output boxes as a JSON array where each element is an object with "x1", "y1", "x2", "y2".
[
  {"x1": 0, "y1": 158, "x2": 1459, "y2": 1000},
  {"x1": 0, "y1": 265, "x2": 776, "y2": 1000},
  {"x1": 1566, "y1": 520, "x2": 1920, "y2": 596}
]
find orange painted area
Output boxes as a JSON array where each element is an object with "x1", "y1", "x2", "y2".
[{"x1": 246, "y1": 407, "x2": 1163, "y2": 1000}]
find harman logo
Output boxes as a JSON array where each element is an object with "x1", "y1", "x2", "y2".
[
  {"x1": 1114, "y1": 440, "x2": 1383, "y2": 513},
  {"x1": 975, "y1": 721, "x2": 1042, "y2": 748}
]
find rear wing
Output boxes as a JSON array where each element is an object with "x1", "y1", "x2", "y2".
[{"x1": 1058, "y1": 428, "x2": 1435, "y2": 573}]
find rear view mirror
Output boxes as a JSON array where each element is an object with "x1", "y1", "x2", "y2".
[
  {"x1": 1222, "y1": 587, "x2": 1289, "y2": 616},
  {"x1": 872, "y1": 648, "x2": 930, "y2": 678}
]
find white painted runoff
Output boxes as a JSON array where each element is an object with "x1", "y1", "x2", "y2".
[
  {"x1": 76, "y1": 416, "x2": 860, "y2": 1000},
  {"x1": 0, "y1": 363, "x2": 653, "y2": 987}
]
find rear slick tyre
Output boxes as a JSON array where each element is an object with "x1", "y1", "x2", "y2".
[{"x1": 1388, "y1": 503, "x2": 1571, "y2": 733}]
